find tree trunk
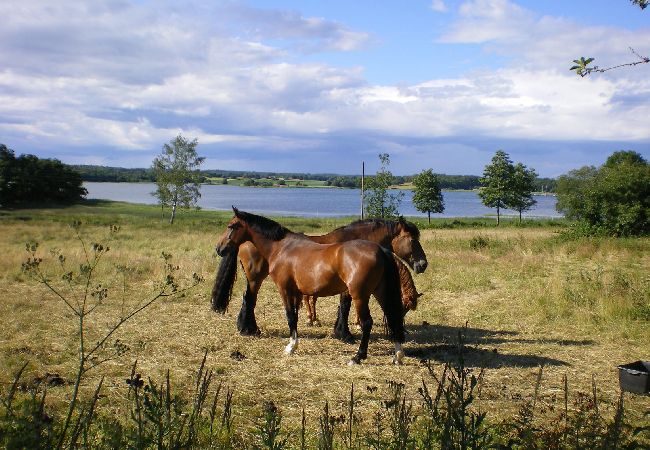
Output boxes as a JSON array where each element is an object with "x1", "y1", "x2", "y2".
[
  {"x1": 496, "y1": 206, "x2": 500, "y2": 226},
  {"x1": 519, "y1": 210, "x2": 522, "y2": 223},
  {"x1": 428, "y1": 211, "x2": 431, "y2": 224},
  {"x1": 170, "y1": 201, "x2": 177, "y2": 224}
]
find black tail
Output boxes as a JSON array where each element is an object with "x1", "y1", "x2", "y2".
[
  {"x1": 377, "y1": 248, "x2": 405, "y2": 343},
  {"x1": 211, "y1": 250, "x2": 238, "y2": 313}
]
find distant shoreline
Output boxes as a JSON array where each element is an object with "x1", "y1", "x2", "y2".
[{"x1": 83, "y1": 180, "x2": 556, "y2": 196}]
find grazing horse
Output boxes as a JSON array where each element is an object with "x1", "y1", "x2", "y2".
[
  {"x1": 212, "y1": 217, "x2": 427, "y2": 341},
  {"x1": 215, "y1": 208, "x2": 406, "y2": 365},
  {"x1": 302, "y1": 254, "x2": 422, "y2": 326}
]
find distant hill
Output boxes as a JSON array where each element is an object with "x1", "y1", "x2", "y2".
[{"x1": 72, "y1": 165, "x2": 556, "y2": 192}]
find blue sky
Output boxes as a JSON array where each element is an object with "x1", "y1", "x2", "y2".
[{"x1": 1, "y1": 0, "x2": 649, "y2": 177}]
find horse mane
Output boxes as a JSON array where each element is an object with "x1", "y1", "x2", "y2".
[
  {"x1": 394, "y1": 255, "x2": 419, "y2": 311},
  {"x1": 376, "y1": 247, "x2": 405, "y2": 343},
  {"x1": 235, "y1": 209, "x2": 289, "y2": 241},
  {"x1": 332, "y1": 218, "x2": 421, "y2": 240},
  {"x1": 211, "y1": 249, "x2": 238, "y2": 313}
]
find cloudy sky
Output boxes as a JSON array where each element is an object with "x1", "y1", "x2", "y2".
[{"x1": 1, "y1": 0, "x2": 649, "y2": 177}]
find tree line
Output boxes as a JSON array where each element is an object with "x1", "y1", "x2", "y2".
[
  {"x1": 363, "y1": 148, "x2": 648, "y2": 236},
  {"x1": 2, "y1": 138, "x2": 646, "y2": 237},
  {"x1": 0, "y1": 144, "x2": 86, "y2": 207},
  {"x1": 72, "y1": 163, "x2": 556, "y2": 192}
]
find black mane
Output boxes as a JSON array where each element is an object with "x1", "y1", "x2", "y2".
[
  {"x1": 335, "y1": 218, "x2": 420, "y2": 240},
  {"x1": 235, "y1": 209, "x2": 289, "y2": 241}
]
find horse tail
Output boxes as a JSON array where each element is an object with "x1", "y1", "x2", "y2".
[
  {"x1": 378, "y1": 247, "x2": 405, "y2": 343},
  {"x1": 211, "y1": 250, "x2": 238, "y2": 313}
]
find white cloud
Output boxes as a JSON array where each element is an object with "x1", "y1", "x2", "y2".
[
  {"x1": 0, "y1": 0, "x2": 648, "y2": 176},
  {"x1": 431, "y1": 0, "x2": 448, "y2": 13},
  {"x1": 439, "y1": 0, "x2": 650, "y2": 75}
]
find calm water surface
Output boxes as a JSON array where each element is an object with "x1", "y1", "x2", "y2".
[{"x1": 84, "y1": 182, "x2": 562, "y2": 219}]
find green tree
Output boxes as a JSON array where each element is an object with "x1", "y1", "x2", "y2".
[
  {"x1": 152, "y1": 135, "x2": 205, "y2": 224},
  {"x1": 509, "y1": 163, "x2": 538, "y2": 223},
  {"x1": 364, "y1": 153, "x2": 404, "y2": 218},
  {"x1": 412, "y1": 169, "x2": 445, "y2": 224},
  {"x1": 478, "y1": 150, "x2": 515, "y2": 225},
  {"x1": 556, "y1": 151, "x2": 650, "y2": 236},
  {"x1": 1, "y1": 144, "x2": 86, "y2": 207}
]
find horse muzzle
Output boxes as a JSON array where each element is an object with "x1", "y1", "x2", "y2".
[{"x1": 413, "y1": 260, "x2": 428, "y2": 274}]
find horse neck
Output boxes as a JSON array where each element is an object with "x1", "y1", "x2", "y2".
[
  {"x1": 244, "y1": 227, "x2": 284, "y2": 262},
  {"x1": 311, "y1": 223, "x2": 393, "y2": 247}
]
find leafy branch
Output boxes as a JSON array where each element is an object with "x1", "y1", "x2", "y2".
[{"x1": 570, "y1": 48, "x2": 650, "y2": 77}]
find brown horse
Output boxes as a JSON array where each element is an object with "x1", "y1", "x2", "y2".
[
  {"x1": 212, "y1": 217, "x2": 427, "y2": 342},
  {"x1": 302, "y1": 254, "x2": 422, "y2": 326},
  {"x1": 215, "y1": 207, "x2": 406, "y2": 365}
]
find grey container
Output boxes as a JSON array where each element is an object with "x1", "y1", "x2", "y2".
[{"x1": 617, "y1": 361, "x2": 650, "y2": 395}]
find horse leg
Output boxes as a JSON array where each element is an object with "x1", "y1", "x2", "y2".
[
  {"x1": 237, "y1": 281, "x2": 261, "y2": 336},
  {"x1": 284, "y1": 297, "x2": 300, "y2": 355},
  {"x1": 310, "y1": 297, "x2": 321, "y2": 327},
  {"x1": 302, "y1": 295, "x2": 314, "y2": 326},
  {"x1": 348, "y1": 299, "x2": 372, "y2": 365},
  {"x1": 237, "y1": 246, "x2": 268, "y2": 336},
  {"x1": 333, "y1": 292, "x2": 355, "y2": 343}
]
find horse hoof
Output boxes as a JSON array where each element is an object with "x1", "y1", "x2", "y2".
[
  {"x1": 347, "y1": 357, "x2": 361, "y2": 366},
  {"x1": 393, "y1": 350, "x2": 404, "y2": 365},
  {"x1": 334, "y1": 331, "x2": 356, "y2": 344},
  {"x1": 239, "y1": 326, "x2": 261, "y2": 336},
  {"x1": 313, "y1": 319, "x2": 321, "y2": 327}
]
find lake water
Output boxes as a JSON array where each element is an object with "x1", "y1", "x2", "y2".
[{"x1": 84, "y1": 182, "x2": 562, "y2": 219}]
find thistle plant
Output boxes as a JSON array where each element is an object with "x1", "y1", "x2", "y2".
[{"x1": 20, "y1": 221, "x2": 204, "y2": 448}]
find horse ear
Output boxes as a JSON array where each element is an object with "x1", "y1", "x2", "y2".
[{"x1": 232, "y1": 206, "x2": 240, "y2": 216}]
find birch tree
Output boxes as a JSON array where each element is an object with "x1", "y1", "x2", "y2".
[{"x1": 152, "y1": 135, "x2": 205, "y2": 224}]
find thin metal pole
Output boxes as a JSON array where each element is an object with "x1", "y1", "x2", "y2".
[{"x1": 361, "y1": 161, "x2": 365, "y2": 220}]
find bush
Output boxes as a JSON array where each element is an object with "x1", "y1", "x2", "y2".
[{"x1": 556, "y1": 151, "x2": 649, "y2": 236}]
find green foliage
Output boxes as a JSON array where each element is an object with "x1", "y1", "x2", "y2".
[
  {"x1": 479, "y1": 150, "x2": 540, "y2": 225},
  {"x1": 556, "y1": 151, "x2": 650, "y2": 236},
  {"x1": 253, "y1": 401, "x2": 289, "y2": 450},
  {"x1": 469, "y1": 235, "x2": 490, "y2": 250},
  {"x1": 418, "y1": 333, "x2": 491, "y2": 449},
  {"x1": 632, "y1": 0, "x2": 648, "y2": 10},
  {"x1": 71, "y1": 165, "x2": 156, "y2": 182},
  {"x1": 364, "y1": 153, "x2": 404, "y2": 218},
  {"x1": 0, "y1": 144, "x2": 87, "y2": 208},
  {"x1": 152, "y1": 134, "x2": 205, "y2": 224},
  {"x1": 327, "y1": 175, "x2": 361, "y2": 188},
  {"x1": 510, "y1": 163, "x2": 538, "y2": 222},
  {"x1": 478, "y1": 150, "x2": 515, "y2": 225},
  {"x1": 412, "y1": 169, "x2": 445, "y2": 224},
  {"x1": 570, "y1": 56, "x2": 596, "y2": 77}
]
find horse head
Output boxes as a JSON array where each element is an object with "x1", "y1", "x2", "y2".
[
  {"x1": 391, "y1": 218, "x2": 428, "y2": 274},
  {"x1": 216, "y1": 206, "x2": 249, "y2": 257}
]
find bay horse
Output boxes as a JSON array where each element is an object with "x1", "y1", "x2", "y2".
[
  {"x1": 215, "y1": 207, "x2": 406, "y2": 365},
  {"x1": 212, "y1": 216, "x2": 427, "y2": 342},
  {"x1": 302, "y1": 254, "x2": 422, "y2": 326}
]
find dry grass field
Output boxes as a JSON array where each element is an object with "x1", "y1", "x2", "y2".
[{"x1": 0, "y1": 203, "x2": 648, "y2": 445}]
